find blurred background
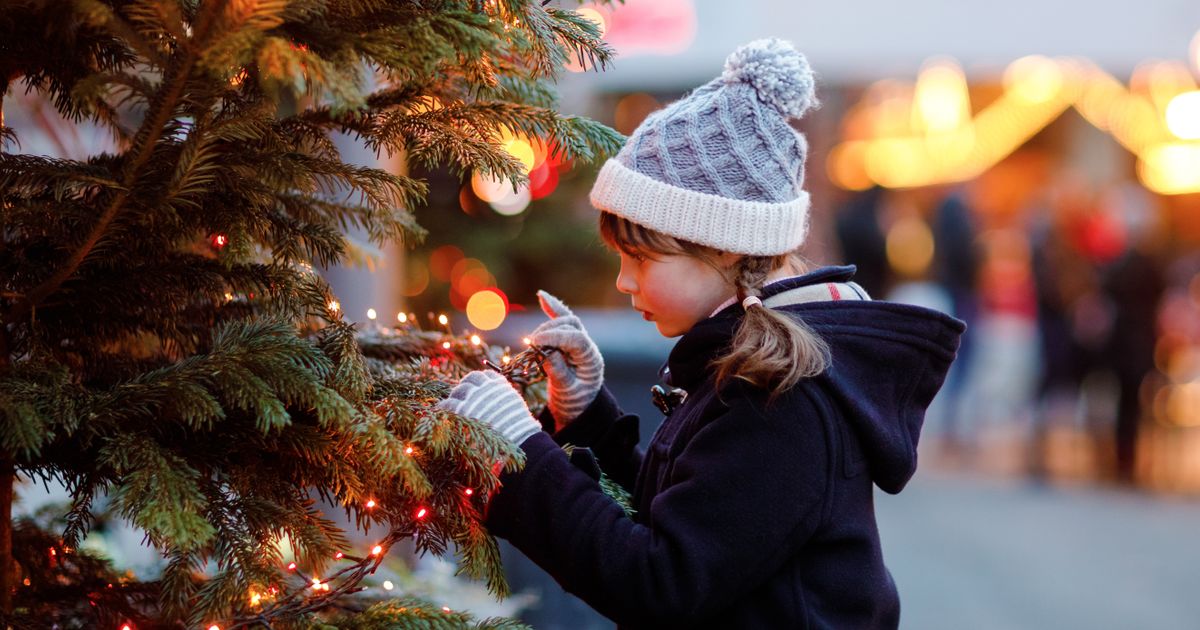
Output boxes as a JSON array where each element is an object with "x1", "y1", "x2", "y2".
[{"x1": 8, "y1": 0, "x2": 1200, "y2": 627}]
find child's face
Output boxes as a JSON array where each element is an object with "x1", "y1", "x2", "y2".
[{"x1": 614, "y1": 249, "x2": 737, "y2": 337}]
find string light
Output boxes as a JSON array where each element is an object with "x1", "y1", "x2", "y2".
[
  {"x1": 371, "y1": 545, "x2": 383, "y2": 555},
  {"x1": 470, "y1": 334, "x2": 482, "y2": 346},
  {"x1": 121, "y1": 625, "x2": 132, "y2": 630},
  {"x1": 416, "y1": 507, "x2": 428, "y2": 519},
  {"x1": 250, "y1": 591, "x2": 262, "y2": 606},
  {"x1": 465, "y1": 488, "x2": 474, "y2": 496},
  {"x1": 397, "y1": 312, "x2": 408, "y2": 324},
  {"x1": 366, "y1": 499, "x2": 376, "y2": 508},
  {"x1": 328, "y1": 300, "x2": 340, "y2": 312},
  {"x1": 502, "y1": 355, "x2": 511, "y2": 365},
  {"x1": 211, "y1": 234, "x2": 228, "y2": 249},
  {"x1": 383, "y1": 580, "x2": 394, "y2": 590},
  {"x1": 522, "y1": 337, "x2": 532, "y2": 346},
  {"x1": 287, "y1": 562, "x2": 297, "y2": 571},
  {"x1": 367, "y1": 308, "x2": 377, "y2": 321},
  {"x1": 208, "y1": 625, "x2": 221, "y2": 630},
  {"x1": 443, "y1": 606, "x2": 452, "y2": 613},
  {"x1": 438, "y1": 314, "x2": 449, "y2": 326},
  {"x1": 335, "y1": 551, "x2": 344, "y2": 559},
  {"x1": 311, "y1": 577, "x2": 322, "y2": 588},
  {"x1": 405, "y1": 446, "x2": 414, "y2": 455},
  {"x1": 442, "y1": 341, "x2": 451, "y2": 350}
]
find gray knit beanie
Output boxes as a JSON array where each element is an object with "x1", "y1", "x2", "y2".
[{"x1": 589, "y1": 38, "x2": 818, "y2": 256}]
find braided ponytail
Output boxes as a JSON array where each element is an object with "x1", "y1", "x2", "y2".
[{"x1": 711, "y1": 255, "x2": 831, "y2": 397}]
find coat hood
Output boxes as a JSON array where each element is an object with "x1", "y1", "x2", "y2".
[{"x1": 665, "y1": 266, "x2": 965, "y2": 494}]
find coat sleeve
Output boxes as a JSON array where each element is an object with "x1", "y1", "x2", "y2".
[
  {"x1": 538, "y1": 385, "x2": 643, "y2": 492},
  {"x1": 485, "y1": 385, "x2": 834, "y2": 626}
]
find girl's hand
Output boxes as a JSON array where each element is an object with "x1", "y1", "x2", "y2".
[
  {"x1": 437, "y1": 370, "x2": 542, "y2": 446},
  {"x1": 530, "y1": 290, "x2": 604, "y2": 430}
]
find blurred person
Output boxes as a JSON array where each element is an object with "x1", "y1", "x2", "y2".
[
  {"x1": 834, "y1": 184, "x2": 889, "y2": 297},
  {"x1": 1096, "y1": 182, "x2": 1165, "y2": 483},
  {"x1": 438, "y1": 40, "x2": 964, "y2": 629}
]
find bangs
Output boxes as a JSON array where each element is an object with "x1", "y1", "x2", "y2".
[{"x1": 597, "y1": 211, "x2": 687, "y2": 258}]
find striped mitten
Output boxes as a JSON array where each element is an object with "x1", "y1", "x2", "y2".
[
  {"x1": 437, "y1": 370, "x2": 541, "y2": 446},
  {"x1": 530, "y1": 291, "x2": 604, "y2": 430}
]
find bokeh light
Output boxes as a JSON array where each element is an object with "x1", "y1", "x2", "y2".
[
  {"x1": 429, "y1": 245, "x2": 464, "y2": 282},
  {"x1": 615, "y1": 92, "x2": 661, "y2": 135},
  {"x1": 1165, "y1": 91, "x2": 1200, "y2": 140},
  {"x1": 913, "y1": 60, "x2": 970, "y2": 133},
  {"x1": 402, "y1": 256, "x2": 430, "y2": 296},
  {"x1": 1004, "y1": 55, "x2": 1064, "y2": 104},
  {"x1": 466, "y1": 289, "x2": 509, "y2": 330},
  {"x1": 885, "y1": 216, "x2": 936, "y2": 278}
]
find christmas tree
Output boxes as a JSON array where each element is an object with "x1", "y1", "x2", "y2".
[{"x1": 0, "y1": 0, "x2": 622, "y2": 627}]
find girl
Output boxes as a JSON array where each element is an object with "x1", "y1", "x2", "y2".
[{"x1": 439, "y1": 39, "x2": 965, "y2": 629}]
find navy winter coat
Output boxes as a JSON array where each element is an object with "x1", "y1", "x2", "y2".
[{"x1": 485, "y1": 267, "x2": 965, "y2": 629}]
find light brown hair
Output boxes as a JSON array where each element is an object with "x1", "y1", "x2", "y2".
[{"x1": 598, "y1": 211, "x2": 830, "y2": 397}]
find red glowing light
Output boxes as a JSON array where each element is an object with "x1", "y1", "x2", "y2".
[
  {"x1": 366, "y1": 499, "x2": 376, "y2": 508},
  {"x1": 416, "y1": 507, "x2": 428, "y2": 519},
  {"x1": 211, "y1": 233, "x2": 228, "y2": 249},
  {"x1": 334, "y1": 551, "x2": 344, "y2": 559},
  {"x1": 287, "y1": 562, "x2": 297, "y2": 571},
  {"x1": 464, "y1": 488, "x2": 474, "y2": 496}
]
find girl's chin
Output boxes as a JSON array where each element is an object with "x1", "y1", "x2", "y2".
[{"x1": 654, "y1": 321, "x2": 686, "y2": 338}]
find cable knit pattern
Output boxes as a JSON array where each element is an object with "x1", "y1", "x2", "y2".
[{"x1": 589, "y1": 38, "x2": 818, "y2": 256}]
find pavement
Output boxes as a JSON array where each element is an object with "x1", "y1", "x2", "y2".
[{"x1": 878, "y1": 470, "x2": 1200, "y2": 630}]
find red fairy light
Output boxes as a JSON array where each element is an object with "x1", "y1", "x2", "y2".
[
  {"x1": 211, "y1": 233, "x2": 228, "y2": 249},
  {"x1": 416, "y1": 507, "x2": 428, "y2": 519},
  {"x1": 464, "y1": 488, "x2": 474, "y2": 496},
  {"x1": 334, "y1": 551, "x2": 344, "y2": 559},
  {"x1": 286, "y1": 562, "x2": 297, "y2": 571}
]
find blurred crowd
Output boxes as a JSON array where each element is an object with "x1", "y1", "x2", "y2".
[{"x1": 832, "y1": 167, "x2": 1200, "y2": 490}]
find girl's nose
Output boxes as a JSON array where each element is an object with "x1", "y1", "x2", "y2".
[{"x1": 615, "y1": 261, "x2": 637, "y2": 295}]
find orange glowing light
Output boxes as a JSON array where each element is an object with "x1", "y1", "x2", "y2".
[
  {"x1": 208, "y1": 626, "x2": 221, "y2": 630},
  {"x1": 327, "y1": 300, "x2": 340, "y2": 312},
  {"x1": 405, "y1": 446, "x2": 414, "y2": 455},
  {"x1": 366, "y1": 499, "x2": 376, "y2": 508},
  {"x1": 371, "y1": 545, "x2": 383, "y2": 555},
  {"x1": 466, "y1": 289, "x2": 508, "y2": 331},
  {"x1": 522, "y1": 337, "x2": 532, "y2": 346}
]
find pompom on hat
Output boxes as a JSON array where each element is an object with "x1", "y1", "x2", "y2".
[{"x1": 589, "y1": 38, "x2": 819, "y2": 256}]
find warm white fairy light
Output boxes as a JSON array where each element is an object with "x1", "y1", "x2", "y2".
[
  {"x1": 383, "y1": 580, "x2": 394, "y2": 590},
  {"x1": 522, "y1": 337, "x2": 532, "y2": 345},
  {"x1": 438, "y1": 314, "x2": 449, "y2": 326},
  {"x1": 397, "y1": 312, "x2": 408, "y2": 323},
  {"x1": 502, "y1": 355, "x2": 511, "y2": 364},
  {"x1": 328, "y1": 300, "x2": 340, "y2": 312},
  {"x1": 405, "y1": 446, "x2": 414, "y2": 455},
  {"x1": 367, "y1": 308, "x2": 377, "y2": 321},
  {"x1": 366, "y1": 499, "x2": 376, "y2": 508},
  {"x1": 442, "y1": 341, "x2": 451, "y2": 350},
  {"x1": 470, "y1": 334, "x2": 482, "y2": 346}
]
